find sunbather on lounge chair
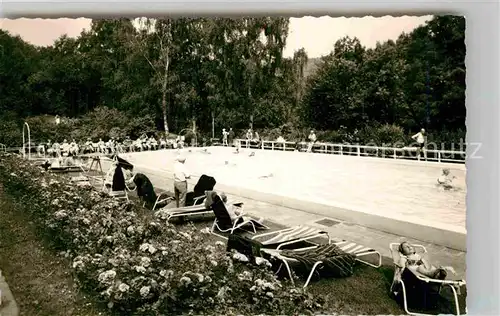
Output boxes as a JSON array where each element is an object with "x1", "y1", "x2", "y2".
[
  {"x1": 219, "y1": 192, "x2": 264, "y2": 224},
  {"x1": 396, "y1": 241, "x2": 456, "y2": 280}
]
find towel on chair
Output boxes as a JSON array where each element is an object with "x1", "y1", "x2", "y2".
[{"x1": 280, "y1": 243, "x2": 356, "y2": 278}]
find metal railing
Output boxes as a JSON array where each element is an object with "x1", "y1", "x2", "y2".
[{"x1": 236, "y1": 139, "x2": 466, "y2": 164}]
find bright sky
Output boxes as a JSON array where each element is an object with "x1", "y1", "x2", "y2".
[{"x1": 1, "y1": 16, "x2": 431, "y2": 58}]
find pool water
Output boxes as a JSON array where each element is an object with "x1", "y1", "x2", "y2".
[{"x1": 119, "y1": 146, "x2": 466, "y2": 230}]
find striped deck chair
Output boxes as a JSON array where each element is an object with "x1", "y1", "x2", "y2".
[
  {"x1": 155, "y1": 203, "x2": 214, "y2": 222},
  {"x1": 252, "y1": 226, "x2": 331, "y2": 250},
  {"x1": 210, "y1": 193, "x2": 269, "y2": 238},
  {"x1": 260, "y1": 239, "x2": 381, "y2": 288},
  {"x1": 389, "y1": 243, "x2": 466, "y2": 316}
]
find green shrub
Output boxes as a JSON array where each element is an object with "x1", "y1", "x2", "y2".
[{"x1": 0, "y1": 154, "x2": 325, "y2": 315}]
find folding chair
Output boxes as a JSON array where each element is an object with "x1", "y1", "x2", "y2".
[
  {"x1": 108, "y1": 189, "x2": 129, "y2": 202},
  {"x1": 101, "y1": 165, "x2": 132, "y2": 202},
  {"x1": 210, "y1": 194, "x2": 269, "y2": 238},
  {"x1": 389, "y1": 243, "x2": 466, "y2": 316}
]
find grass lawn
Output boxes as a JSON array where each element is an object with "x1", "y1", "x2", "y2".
[{"x1": 0, "y1": 187, "x2": 108, "y2": 316}]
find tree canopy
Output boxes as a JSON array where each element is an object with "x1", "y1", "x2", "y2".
[{"x1": 0, "y1": 16, "x2": 465, "y2": 146}]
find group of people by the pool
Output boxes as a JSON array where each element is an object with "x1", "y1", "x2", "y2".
[
  {"x1": 35, "y1": 134, "x2": 186, "y2": 158},
  {"x1": 102, "y1": 153, "x2": 261, "y2": 224}
]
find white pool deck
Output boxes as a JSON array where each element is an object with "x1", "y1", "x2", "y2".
[{"x1": 114, "y1": 146, "x2": 467, "y2": 251}]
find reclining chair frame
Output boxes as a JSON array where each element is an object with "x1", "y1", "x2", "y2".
[{"x1": 261, "y1": 238, "x2": 381, "y2": 288}]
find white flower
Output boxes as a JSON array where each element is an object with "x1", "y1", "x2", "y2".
[
  {"x1": 134, "y1": 266, "x2": 147, "y2": 274},
  {"x1": 232, "y1": 252, "x2": 249, "y2": 262},
  {"x1": 82, "y1": 218, "x2": 90, "y2": 225},
  {"x1": 237, "y1": 271, "x2": 253, "y2": 281},
  {"x1": 72, "y1": 260, "x2": 84, "y2": 270},
  {"x1": 140, "y1": 257, "x2": 151, "y2": 267},
  {"x1": 139, "y1": 286, "x2": 150, "y2": 297},
  {"x1": 126, "y1": 225, "x2": 135, "y2": 234},
  {"x1": 179, "y1": 232, "x2": 192, "y2": 241},
  {"x1": 215, "y1": 241, "x2": 225, "y2": 247},
  {"x1": 179, "y1": 276, "x2": 192, "y2": 286},
  {"x1": 210, "y1": 260, "x2": 218, "y2": 267},
  {"x1": 140, "y1": 243, "x2": 157, "y2": 254},
  {"x1": 118, "y1": 283, "x2": 130, "y2": 292},
  {"x1": 266, "y1": 292, "x2": 274, "y2": 298},
  {"x1": 195, "y1": 273, "x2": 204, "y2": 283},
  {"x1": 98, "y1": 270, "x2": 116, "y2": 286},
  {"x1": 159, "y1": 269, "x2": 174, "y2": 279},
  {"x1": 217, "y1": 286, "x2": 230, "y2": 299},
  {"x1": 200, "y1": 227, "x2": 211, "y2": 234},
  {"x1": 255, "y1": 257, "x2": 272, "y2": 267},
  {"x1": 54, "y1": 210, "x2": 68, "y2": 219}
]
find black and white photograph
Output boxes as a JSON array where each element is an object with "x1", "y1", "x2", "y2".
[{"x1": 0, "y1": 15, "x2": 466, "y2": 315}]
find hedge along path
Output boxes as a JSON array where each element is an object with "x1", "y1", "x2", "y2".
[{"x1": 0, "y1": 185, "x2": 107, "y2": 316}]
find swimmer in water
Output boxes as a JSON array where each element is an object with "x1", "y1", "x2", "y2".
[
  {"x1": 437, "y1": 168, "x2": 455, "y2": 190},
  {"x1": 258, "y1": 173, "x2": 273, "y2": 179}
]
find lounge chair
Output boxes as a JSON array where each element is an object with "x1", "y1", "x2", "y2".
[
  {"x1": 150, "y1": 191, "x2": 175, "y2": 210},
  {"x1": 260, "y1": 239, "x2": 381, "y2": 288},
  {"x1": 252, "y1": 226, "x2": 331, "y2": 250},
  {"x1": 389, "y1": 243, "x2": 466, "y2": 316},
  {"x1": 209, "y1": 193, "x2": 269, "y2": 237},
  {"x1": 154, "y1": 191, "x2": 244, "y2": 222},
  {"x1": 185, "y1": 174, "x2": 216, "y2": 206},
  {"x1": 155, "y1": 203, "x2": 214, "y2": 222}
]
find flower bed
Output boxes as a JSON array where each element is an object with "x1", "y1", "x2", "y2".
[{"x1": 0, "y1": 154, "x2": 325, "y2": 315}]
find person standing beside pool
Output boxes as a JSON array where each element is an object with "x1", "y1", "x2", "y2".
[
  {"x1": 307, "y1": 130, "x2": 317, "y2": 152},
  {"x1": 228, "y1": 128, "x2": 235, "y2": 146},
  {"x1": 222, "y1": 128, "x2": 229, "y2": 146},
  {"x1": 173, "y1": 155, "x2": 191, "y2": 207},
  {"x1": 411, "y1": 128, "x2": 427, "y2": 160}
]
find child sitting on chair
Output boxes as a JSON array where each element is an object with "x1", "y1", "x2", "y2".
[{"x1": 397, "y1": 241, "x2": 456, "y2": 280}]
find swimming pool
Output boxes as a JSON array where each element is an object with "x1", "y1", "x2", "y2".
[{"x1": 119, "y1": 146, "x2": 466, "y2": 231}]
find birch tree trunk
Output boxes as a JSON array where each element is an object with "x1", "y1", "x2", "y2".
[{"x1": 162, "y1": 49, "x2": 170, "y2": 134}]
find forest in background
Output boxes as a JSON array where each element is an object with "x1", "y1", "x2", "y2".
[{"x1": 0, "y1": 16, "x2": 465, "y2": 148}]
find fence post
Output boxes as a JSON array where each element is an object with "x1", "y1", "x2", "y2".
[
  {"x1": 438, "y1": 151, "x2": 441, "y2": 163},
  {"x1": 357, "y1": 146, "x2": 360, "y2": 156}
]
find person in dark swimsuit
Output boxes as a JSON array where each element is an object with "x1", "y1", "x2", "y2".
[{"x1": 126, "y1": 171, "x2": 161, "y2": 210}]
